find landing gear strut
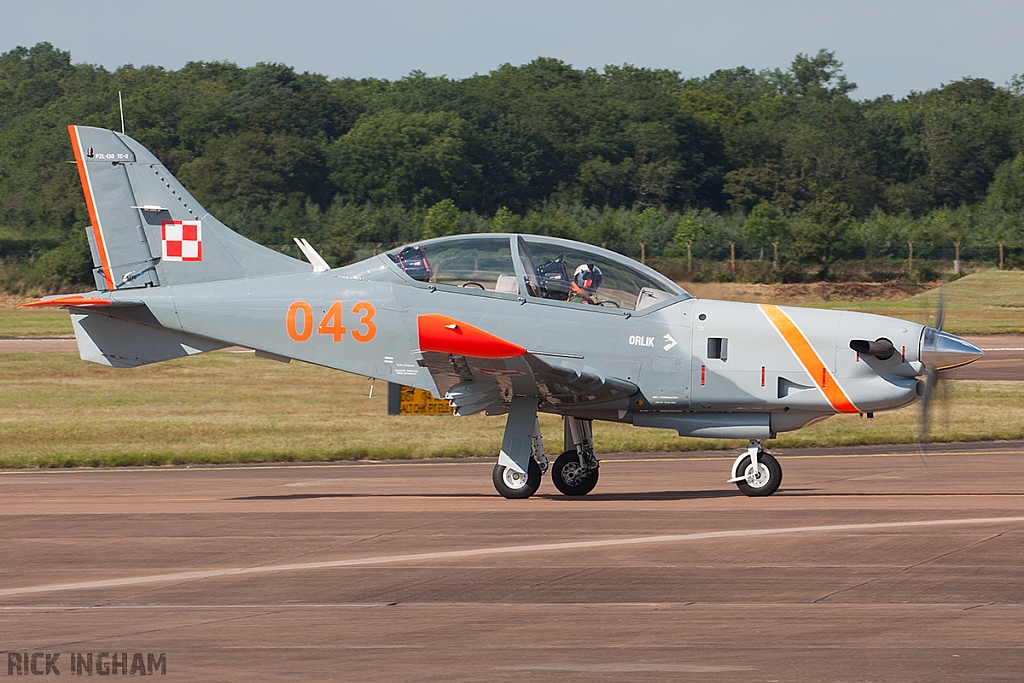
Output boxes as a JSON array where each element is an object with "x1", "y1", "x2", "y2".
[
  {"x1": 551, "y1": 417, "x2": 599, "y2": 496},
  {"x1": 492, "y1": 397, "x2": 548, "y2": 499},
  {"x1": 728, "y1": 440, "x2": 782, "y2": 497}
]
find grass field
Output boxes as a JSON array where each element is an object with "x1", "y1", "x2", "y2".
[
  {"x1": 5, "y1": 270, "x2": 1024, "y2": 338},
  {"x1": 684, "y1": 270, "x2": 1024, "y2": 334},
  {"x1": 1, "y1": 351, "x2": 1022, "y2": 468},
  {"x1": 0, "y1": 294, "x2": 73, "y2": 338},
  {"x1": 814, "y1": 271, "x2": 1024, "y2": 334}
]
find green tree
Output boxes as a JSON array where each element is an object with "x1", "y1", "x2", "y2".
[
  {"x1": 664, "y1": 212, "x2": 708, "y2": 272},
  {"x1": 422, "y1": 198, "x2": 461, "y2": 238},
  {"x1": 791, "y1": 195, "x2": 852, "y2": 264},
  {"x1": 743, "y1": 202, "x2": 789, "y2": 265},
  {"x1": 327, "y1": 109, "x2": 482, "y2": 208},
  {"x1": 987, "y1": 154, "x2": 1024, "y2": 213},
  {"x1": 490, "y1": 206, "x2": 519, "y2": 233}
]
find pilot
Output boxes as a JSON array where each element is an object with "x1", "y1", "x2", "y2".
[{"x1": 569, "y1": 263, "x2": 602, "y2": 304}]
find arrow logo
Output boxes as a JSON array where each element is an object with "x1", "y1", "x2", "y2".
[{"x1": 663, "y1": 333, "x2": 678, "y2": 351}]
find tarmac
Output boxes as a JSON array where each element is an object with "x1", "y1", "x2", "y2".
[{"x1": 2, "y1": 442, "x2": 1024, "y2": 681}]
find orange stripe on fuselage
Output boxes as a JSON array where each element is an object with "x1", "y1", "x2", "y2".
[
  {"x1": 759, "y1": 304, "x2": 859, "y2": 414},
  {"x1": 68, "y1": 125, "x2": 115, "y2": 290}
]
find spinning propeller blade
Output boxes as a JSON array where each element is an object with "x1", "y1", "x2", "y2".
[
  {"x1": 916, "y1": 287, "x2": 945, "y2": 459},
  {"x1": 916, "y1": 287, "x2": 973, "y2": 459}
]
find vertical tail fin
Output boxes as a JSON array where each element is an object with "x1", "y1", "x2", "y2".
[{"x1": 68, "y1": 125, "x2": 306, "y2": 290}]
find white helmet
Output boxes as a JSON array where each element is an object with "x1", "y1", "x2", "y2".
[{"x1": 573, "y1": 264, "x2": 603, "y2": 293}]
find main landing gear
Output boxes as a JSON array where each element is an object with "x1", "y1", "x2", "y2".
[
  {"x1": 491, "y1": 400, "x2": 598, "y2": 499},
  {"x1": 550, "y1": 417, "x2": 599, "y2": 496},
  {"x1": 491, "y1": 397, "x2": 549, "y2": 499},
  {"x1": 728, "y1": 440, "x2": 782, "y2": 497},
  {"x1": 491, "y1": 403, "x2": 781, "y2": 499}
]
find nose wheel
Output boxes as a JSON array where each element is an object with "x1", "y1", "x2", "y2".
[{"x1": 729, "y1": 442, "x2": 782, "y2": 497}]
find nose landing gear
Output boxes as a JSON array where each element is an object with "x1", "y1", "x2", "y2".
[{"x1": 728, "y1": 440, "x2": 782, "y2": 497}]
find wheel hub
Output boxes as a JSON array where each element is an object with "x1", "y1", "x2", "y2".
[
  {"x1": 502, "y1": 467, "x2": 529, "y2": 490},
  {"x1": 560, "y1": 462, "x2": 587, "y2": 486},
  {"x1": 744, "y1": 462, "x2": 770, "y2": 488}
]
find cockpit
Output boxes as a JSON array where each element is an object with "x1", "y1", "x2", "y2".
[{"x1": 387, "y1": 234, "x2": 690, "y2": 312}]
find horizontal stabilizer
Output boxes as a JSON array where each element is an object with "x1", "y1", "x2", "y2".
[
  {"x1": 19, "y1": 295, "x2": 142, "y2": 309},
  {"x1": 72, "y1": 311, "x2": 227, "y2": 368}
]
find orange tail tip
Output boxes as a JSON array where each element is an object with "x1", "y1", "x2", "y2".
[
  {"x1": 68, "y1": 125, "x2": 115, "y2": 291},
  {"x1": 18, "y1": 295, "x2": 113, "y2": 308}
]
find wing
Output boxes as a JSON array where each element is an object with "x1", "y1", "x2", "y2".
[{"x1": 416, "y1": 314, "x2": 638, "y2": 415}]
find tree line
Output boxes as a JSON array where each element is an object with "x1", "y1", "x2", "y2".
[{"x1": 2, "y1": 42, "x2": 1024, "y2": 290}]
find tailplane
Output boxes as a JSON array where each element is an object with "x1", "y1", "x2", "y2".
[{"x1": 68, "y1": 125, "x2": 306, "y2": 290}]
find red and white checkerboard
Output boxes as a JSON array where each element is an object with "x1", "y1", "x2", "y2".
[{"x1": 161, "y1": 220, "x2": 203, "y2": 262}]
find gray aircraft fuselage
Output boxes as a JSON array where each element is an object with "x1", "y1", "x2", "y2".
[{"x1": 26, "y1": 125, "x2": 985, "y2": 499}]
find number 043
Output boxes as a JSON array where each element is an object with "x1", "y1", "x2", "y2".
[{"x1": 286, "y1": 301, "x2": 376, "y2": 343}]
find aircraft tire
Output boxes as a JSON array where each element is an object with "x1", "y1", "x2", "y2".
[
  {"x1": 551, "y1": 450, "x2": 599, "y2": 496},
  {"x1": 492, "y1": 459, "x2": 542, "y2": 499},
  {"x1": 734, "y1": 452, "x2": 782, "y2": 497}
]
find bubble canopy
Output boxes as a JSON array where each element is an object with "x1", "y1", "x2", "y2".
[{"x1": 386, "y1": 234, "x2": 690, "y2": 311}]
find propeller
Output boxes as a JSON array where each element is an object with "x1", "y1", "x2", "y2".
[
  {"x1": 915, "y1": 287, "x2": 979, "y2": 456},
  {"x1": 916, "y1": 287, "x2": 944, "y2": 455}
]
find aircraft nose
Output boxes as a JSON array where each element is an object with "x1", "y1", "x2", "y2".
[{"x1": 919, "y1": 328, "x2": 984, "y2": 370}]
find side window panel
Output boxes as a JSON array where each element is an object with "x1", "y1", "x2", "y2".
[
  {"x1": 389, "y1": 238, "x2": 519, "y2": 294},
  {"x1": 519, "y1": 238, "x2": 677, "y2": 311}
]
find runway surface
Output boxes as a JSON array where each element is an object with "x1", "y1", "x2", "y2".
[
  {"x1": 2, "y1": 335, "x2": 1019, "y2": 380},
  {"x1": 944, "y1": 336, "x2": 1024, "y2": 380},
  {"x1": 2, "y1": 442, "x2": 1024, "y2": 681}
]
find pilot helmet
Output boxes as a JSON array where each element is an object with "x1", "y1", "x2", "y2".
[
  {"x1": 392, "y1": 246, "x2": 432, "y2": 282},
  {"x1": 573, "y1": 263, "x2": 603, "y2": 293}
]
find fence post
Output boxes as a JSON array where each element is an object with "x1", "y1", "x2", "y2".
[
  {"x1": 908, "y1": 240, "x2": 913, "y2": 273},
  {"x1": 1000, "y1": 241, "x2": 1005, "y2": 270},
  {"x1": 640, "y1": 242, "x2": 646, "y2": 265},
  {"x1": 687, "y1": 242, "x2": 692, "y2": 274},
  {"x1": 953, "y1": 241, "x2": 961, "y2": 274},
  {"x1": 773, "y1": 242, "x2": 779, "y2": 269},
  {"x1": 730, "y1": 242, "x2": 736, "y2": 276}
]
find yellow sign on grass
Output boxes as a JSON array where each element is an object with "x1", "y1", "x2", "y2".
[{"x1": 397, "y1": 385, "x2": 453, "y2": 415}]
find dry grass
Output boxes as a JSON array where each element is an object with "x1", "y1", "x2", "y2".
[
  {"x1": 681, "y1": 280, "x2": 926, "y2": 304},
  {"x1": 685, "y1": 271, "x2": 1024, "y2": 334},
  {"x1": 2, "y1": 351, "x2": 1022, "y2": 468},
  {"x1": 0, "y1": 293, "x2": 74, "y2": 338}
]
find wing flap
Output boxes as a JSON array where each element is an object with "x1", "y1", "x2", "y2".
[{"x1": 415, "y1": 315, "x2": 638, "y2": 415}]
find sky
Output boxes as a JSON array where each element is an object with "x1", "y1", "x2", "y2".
[{"x1": 3, "y1": 0, "x2": 1023, "y2": 100}]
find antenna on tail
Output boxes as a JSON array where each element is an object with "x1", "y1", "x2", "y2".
[{"x1": 118, "y1": 91, "x2": 125, "y2": 134}]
